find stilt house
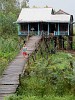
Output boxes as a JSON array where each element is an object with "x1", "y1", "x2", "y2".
[{"x1": 16, "y1": 8, "x2": 73, "y2": 37}]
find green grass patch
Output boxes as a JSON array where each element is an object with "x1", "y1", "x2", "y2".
[
  {"x1": 5, "y1": 94, "x2": 75, "y2": 100},
  {"x1": 6, "y1": 50, "x2": 75, "y2": 100}
]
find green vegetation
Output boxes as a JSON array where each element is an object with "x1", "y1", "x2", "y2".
[
  {"x1": 5, "y1": 95, "x2": 75, "y2": 100},
  {"x1": 0, "y1": 35, "x2": 19, "y2": 75},
  {"x1": 0, "y1": 0, "x2": 28, "y2": 75},
  {"x1": 0, "y1": 1, "x2": 75, "y2": 100},
  {"x1": 6, "y1": 49, "x2": 75, "y2": 100},
  {"x1": 0, "y1": 0, "x2": 27, "y2": 74},
  {"x1": 0, "y1": 0, "x2": 19, "y2": 75}
]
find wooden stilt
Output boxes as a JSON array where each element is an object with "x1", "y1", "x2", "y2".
[
  {"x1": 62, "y1": 36, "x2": 64, "y2": 50},
  {"x1": 59, "y1": 36, "x2": 62, "y2": 49},
  {"x1": 57, "y1": 36, "x2": 59, "y2": 49},
  {"x1": 54, "y1": 36, "x2": 57, "y2": 48},
  {"x1": 68, "y1": 36, "x2": 73, "y2": 50}
]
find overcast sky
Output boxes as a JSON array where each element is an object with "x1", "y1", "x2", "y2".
[{"x1": 29, "y1": 0, "x2": 75, "y2": 20}]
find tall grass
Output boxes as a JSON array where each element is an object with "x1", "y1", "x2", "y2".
[
  {"x1": 4, "y1": 26, "x2": 75, "y2": 99},
  {"x1": 0, "y1": 35, "x2": 19, "y2": 75},
  {"x1": 6, "y1": 50, "x2": 75, "y2": 100},
  {"x1": 5, "y1": 95, "x2": 75, "y2": 100}
]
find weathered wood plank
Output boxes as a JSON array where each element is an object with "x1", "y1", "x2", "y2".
[
  {"x1": 0, "y1": 36, "x2": 42, "y2": 99},
  {"x1": 0, "y1": 85, "x2": 18, "y2": 94}
]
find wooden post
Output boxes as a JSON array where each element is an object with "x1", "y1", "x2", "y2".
[
  {"x1": 58, "y1": 23, "x2": 59, "y2": 35},
  {"x1": 18, "y1": 24, "x2": 21, "y2": 35},
  {"x1": 58, "y1": 23, "x2": 60, "y2": 49},
  {"x1": 38, "y1": 23, "x2": 40, "y2": 35},
  {"x1": 68, "y1": 36, "x2": 73, "y2": 49},
  {"x1": 67, "y1": 36, "x2": 69, "y2": 50},
  {"x1": 34, "y1": 50, "x2": 36, "y2": 61},
  {"x1": 27, "y1": 23, "x2": 29, "y2": 40},
  {"x1": 28, "y1": 54, "x2": 30, "y2": 65},
  {"x1": 70, "y1": 36, "x2": 72, "y2": 50},
  {"x1": 68, "y1": 23, "x2": 69, "y2": 36},
  {"x1": 62, "y1": 36, "x2": 64, "y2": 50},
  {"x1": 54, "y1": 36, "x2": 57, "y2": 48},
  {"x1": 57, "y1": 36, "x2": 59, "y2": 49},
  {"x1": 19, "y1": 74, "x2": 21, "y2": 85},
  {"x1": 67, "y1": 23, "x2": 73, "y2": 49},
  {"x1": 28, "y1": 23, "x2": 29, "y2": 35},
  {"x1": 58, "y1": 36, "x2": 61, "y2": 49},
  {"x1": 48, "y1": 23, "x2": 49, "y2": 35}
]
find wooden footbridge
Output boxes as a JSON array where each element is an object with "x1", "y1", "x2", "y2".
[{"x1": 0, "y1": 36, "x2": 42, "y2": 100}]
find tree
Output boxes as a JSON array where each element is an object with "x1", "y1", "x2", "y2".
[
  {"x1": 0, "y1": 0, "x2": 20, "y2": 36},
  {"x1": 0, "y1": 0, "x2": 20, "y2": 14},
  {"x1": 0, "y1": 0, "x2": 29, "y2": 36},
  {"x1": 21, "y1": 0, "x2": 29, "y2": 8}
]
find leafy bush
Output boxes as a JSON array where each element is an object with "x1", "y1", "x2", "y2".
[
  {"x1": 0, "y1": 36, "x2": 19, "y2": 75},
  {"x1": 0, "y1": 58, "x2": 8, "y2": 75},
  {"x1": 7, "y1": 50, "x2": 75, "y2": 100},
  {"x1": 6, "y1": 37, "x2": 75, "y2": 100}
]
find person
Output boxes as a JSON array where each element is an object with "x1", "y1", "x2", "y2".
[{"x1": 22, "y1": 44, "x2": 27, "y2": 58}]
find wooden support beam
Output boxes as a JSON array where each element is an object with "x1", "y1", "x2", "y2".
[
  {"x1": 27, "y1": 23, "x2": 30, "y2": 40},
  {"x1": 28, "y1": 23, "x2": 29, "y2": 36},
  {"x1": 62, "y1": 37, "x2": 64, "y2": 49},
  {"x1": 38, "y1": 23, "x2": 40, "y2": 35},
  {"x1": 48, "y1": 23, "x2": 49, "y2": 35},
  {"x1": 59, "y1": 36, "x2": 62, "y2": 49},
  {"x1": 68, "y1": 23, "x2": 69, "y2": 35},
  {"x1": 54, "y1": 36, "x2": 57, "y2": 48},
  {"x1": 68, "y1": 36, "x2": 73, "y2": 49},
  {"x1": 58, "y1": 23, "x2": 59, "y2": 35}
]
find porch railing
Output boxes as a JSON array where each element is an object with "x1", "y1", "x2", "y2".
[
  {"x1": 18, "y1": 31, "x2": 28, "y2": 36},
  {"x1": 18, "y1": 31, "x2": 48, "y2": 36},
  {"x1": 54, "y1": 31, "x2": 68, "y2": 36},
  {"x1": 18, "y1": 31, "x2": 69, "y2": 36}
]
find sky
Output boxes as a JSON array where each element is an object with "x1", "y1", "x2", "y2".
[{"x1": 29, "y1": 0, "x2": 75, "y2": 20}]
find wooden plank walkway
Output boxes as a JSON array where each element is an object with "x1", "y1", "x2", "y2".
[{"x1": 0, "y1": 36, "x2": 41, "y2": 100}]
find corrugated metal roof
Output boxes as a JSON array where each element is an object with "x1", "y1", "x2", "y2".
[
  {"x1": 17, "y1": 8, "x2": 71, "y2": 23},
  {"x1": 48, "y1": 15, "x2": 70, "y2": 23}
]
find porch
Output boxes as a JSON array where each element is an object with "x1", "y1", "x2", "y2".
[{"x1": 18, "y1": 22, "x2": 70, "y2": 36}]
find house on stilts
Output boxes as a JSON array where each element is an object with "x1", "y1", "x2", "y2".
[{"x1": 16, "y1": 8, "x2": 74, "y2": 49}]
